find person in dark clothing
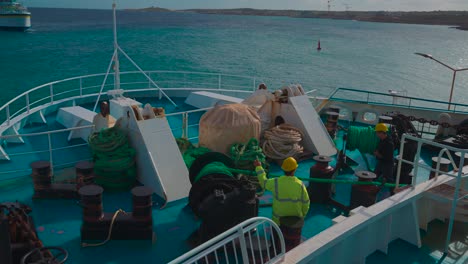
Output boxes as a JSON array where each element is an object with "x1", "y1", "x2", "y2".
[{"x1": 374, "y1": 123, "x2": 395, "y2": 182}]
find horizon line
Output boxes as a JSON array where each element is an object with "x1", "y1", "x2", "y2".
[{"x1": 27, "y1": 6, "x2": 468, "y2": 12}]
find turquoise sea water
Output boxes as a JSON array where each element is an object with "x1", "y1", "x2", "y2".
[{"x1": 1, "y1": 8, "x2": 468, "y2": 106}]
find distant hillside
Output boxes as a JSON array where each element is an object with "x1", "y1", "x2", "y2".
[
  {"x1": 183, "y1": 9, "x2": 468, "y2": 31},
  {"x1": 126, "y1": 7, "x2": 172, "y2": 12}
]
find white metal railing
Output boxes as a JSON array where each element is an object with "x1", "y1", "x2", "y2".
[
  {"x1": 395, "y1": 134, "x2": 468, "y2": 257},
  {"x1": 0, "y1": 105, "x2": 207, "y2": 180},
  {"x1": 0, "y1": 71, "x2": 254, "y2": 126},
  {"x1": 412, "y1": 121, "x2": 438, "y2": 139},
  {"x1": 0, "y1": 125, "x2": 94, "y2": 178},
  {"x1": 0, "y1": 70, "x2": 328, "y2": 128},
  {"x1": 0, "y1": 70, "x2": 326, "y2": 180},
  {"x1": 0, "y1": 105, "x2": 208, "y2": 180},
  {"x1": 169, "y1": 217, "x2": 285, "y2": 264},
  {"x1": 166, "y1": 107, "x2": 213, "y2": 140},
  {"x1": 0, "y1": 84, "x2": 324, "y2": 180}
]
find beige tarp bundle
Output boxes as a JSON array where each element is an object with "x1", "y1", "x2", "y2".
[{"x1": 199, "y1": 104, "x2": 261, "y2": 154}]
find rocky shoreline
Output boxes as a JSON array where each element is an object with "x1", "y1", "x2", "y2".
[
  {"x1": 186, "y1": 9, "x2": 468, "y2": 31},
  {"x1": 131, "y1": 8, "x2": 468, "y2": 31}
]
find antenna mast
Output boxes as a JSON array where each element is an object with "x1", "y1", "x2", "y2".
[
  {"x1": 112, "y1": 2, "x2": 120, "y2": 90},
  {"x1": 343, "y1": 3, "x2": 350, "y2": 13},
  {"x1": 93, "y1": 2, "x2": 178, "y2": 111}
]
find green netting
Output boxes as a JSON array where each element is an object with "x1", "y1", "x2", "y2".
[
  {"x1": 230, "y1": 138, "x2": 267, "y2": 170},
  {"x1": 347, "y1": 126, "x2": 380, "y2": 154},
  {"x1": 89, "y1": 127, "x2": 136, "y2": 191},
  {"x1": 177, "y1": 138, "x2": 267, "y2": 185},
  {"x1": 177, "y1": 138, "x2": 213, "y2": 168}
]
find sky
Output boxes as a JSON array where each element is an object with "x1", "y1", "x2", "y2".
[{"x1": 23, "y1": 0, "x2": 468, "y2": 11}]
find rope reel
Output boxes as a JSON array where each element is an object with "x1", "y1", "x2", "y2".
[{"x1": 347, "y1": 126, "x2": 379, "y2": 155}]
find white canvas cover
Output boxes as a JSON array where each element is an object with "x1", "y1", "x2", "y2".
[
  {"x1": 199, "y1": 104, "x2": 261, "y2": 154},
  {"x1": 242, "y1": 89, "x2": 275, "y2": 107}
]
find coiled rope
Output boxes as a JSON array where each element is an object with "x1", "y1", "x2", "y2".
[
  {"x1": 262, "y1": 124, "x2": 304, "y2": 160},
  {"x1": 89, "y1": 127, "x2": 136, "y2": 191}
]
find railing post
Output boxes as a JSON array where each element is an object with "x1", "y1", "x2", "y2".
[
  {"x1": 50, "y1": 84, "x2": 54, "y2": 104},
  {"x1": 434, "y1": 151, "x2": 443, "y2": 180},
  {"x1": 148, "y1": 72, "x2": 152, "y2": 89},
  {"x1": 218, "y1": 74, "x2": 221, "y2": 90},
  {"x1": 237, "y1": 226, "x2": 250, "y2": 263},
  {"x1": 80, "y1": 78, "x2": 83, "y2": 97},
  {"x1": 182, "y1": 112, "x2": 188, "y2": 139},
  {"x1": 444, "y1": 153, "x2": 465, "y2": 254},
  {"x1": 47, "y1": 133, "x2": 54, "y2": 176},
  {"x1": 411, "y1": 140, "x2": 423, "y2": 188},
  {"x1": 395, "y1": 134, "x2": 407, "y2": 189},
  {"x1": 253, "y1": 77, "x2": 256, "y2": 91},
  {"x1": 434, "y1": 148, "x2": 456, "y2": 180},
  {"x1": 366, "y1": 92, "x2": 370, "y2": 103},
  {"x1": 26, "y1": 93, "x2": 30, "y2": 113},
  {"x1": 6, "y1": 105, "x2": 10, "y2": 126}
]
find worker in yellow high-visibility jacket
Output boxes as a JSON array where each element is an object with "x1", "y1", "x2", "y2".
[{"x1": 254, "y1": 157, "x2": 310, "y2": 225}]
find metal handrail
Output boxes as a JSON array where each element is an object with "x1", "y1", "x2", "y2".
[
  {"x1": 395, "y1": 133, "x2": 467, "y2": 258},
  {"x1": 0, "y1": 107, "x2": 205, "y2": 178},
  {"x1": 395, "y1": 134, "x2": 468, "y2": 188},
  {"x1": 329, "y1": 87, "x2": 468, "y2": 112},
  {"x1": 0, "y1": 125, "x2": 94, "y2": 177},
  {"x1": 169, "y1": 217, "x2": 285, "y2": 264},
  {"x1": 0, "y1": 125, "x2": 94, "y2": 139},
  {"x1": 164, "y1": 107, "x2": 213, "y2": 117},
  {"x1": 0, "y1": 70, "x2": 334, "y2": 127},
  {"x1": 0, "y1": 70, "x2": 258, "y2": 113}
]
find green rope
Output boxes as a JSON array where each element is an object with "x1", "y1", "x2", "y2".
[
  {"x1": 89, "y1": 127, "x2": 136, "y2": 191},
  {"x1": 177, "y1": 138, "x2": 212, "y2": 168},
  {"x1": 228, "y1": 168, "x2": 407, "y2": 188},
  {"x1": 347, "y1": 126, "x2": 380, "y2": 155},
  {"x1": 230, "y1": 138, "x2": 267, "y2": 170}
]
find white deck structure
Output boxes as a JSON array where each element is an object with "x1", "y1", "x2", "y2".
[
  {"x1": 56, "y1": 106, "x2": 95, "y2": 141},
  {"x1": 119, "y1": 105, "x2": 191, "y2": 204},
  {"x1": 283, "y1": 95, "x2": 337, "y2": 156},
  {"x1": 185, "y1": 91, "x2": 243, "y2": 109}
]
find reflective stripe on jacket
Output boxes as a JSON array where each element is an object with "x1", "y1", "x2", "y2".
[{"x1": 256, "y1": 166, "x2": 310, "y2": 224}]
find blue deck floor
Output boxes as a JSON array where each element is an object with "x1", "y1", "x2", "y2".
[{"x1": 0, "y1": 97, "x2": 458, "y2": 263}]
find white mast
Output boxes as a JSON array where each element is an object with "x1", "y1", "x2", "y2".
[
  {"x1": 93, "y1": 2, "x2": 178, "y2": 111},
  {"x1": 112, "y1": 2, "x2": 121, "y2": 90}
]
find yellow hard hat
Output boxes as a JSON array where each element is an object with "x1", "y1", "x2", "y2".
[
  {"x1": 375, "y1": 123, "x2": 388, "y2": 132},
  {"x1": 281, "y1": 157, "x2": 298, "y2": 172}
]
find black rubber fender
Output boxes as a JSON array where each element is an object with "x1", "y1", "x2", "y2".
[{"x1": 189, "y1": 152, "x2": 235, "y2": 184}]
